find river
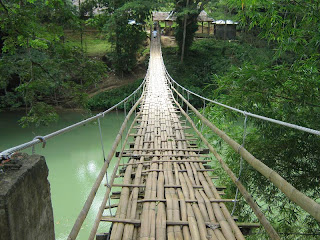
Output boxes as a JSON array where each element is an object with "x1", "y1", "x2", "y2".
[{"x1": 0, "y1": 110, "x2": 133, "y2": 239}]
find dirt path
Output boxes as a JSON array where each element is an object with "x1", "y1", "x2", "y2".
[
  {"x1": 88, "y1": 66, "x2": 146, "y2": 98},
  {"x1": 87, "y1": 36, "x2": 176, "y2": 98}
]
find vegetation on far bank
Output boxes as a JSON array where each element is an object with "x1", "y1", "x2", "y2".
[{"x1": 87, "y1": 78, "x2": 143, "y2": 110}]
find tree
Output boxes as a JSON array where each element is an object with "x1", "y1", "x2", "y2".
[
  {"x1": 95, "y1": 0, "x2": 156, "y2": 75},
  {"x1": 207, "y1": 0, "x2": 320, "y2": 237},
  {"x1": 0, "y1": 0, "x2": 108, "y2": 127},
  {"x1": 174, "y1": 0, "x2": 209, "y2": 62}
]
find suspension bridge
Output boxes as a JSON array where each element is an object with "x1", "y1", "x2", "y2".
[{"x1": 1, "y1": 34, "x2": 320, "y2": 240}]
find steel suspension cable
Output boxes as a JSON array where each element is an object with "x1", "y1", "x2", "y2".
[
  {"x1": 171, "y1": 84, "x2": 320, "y2": 222},
  {"x1": 0, "y1": 78, "x2": 146, "y2": 159},
  {"x1": 232, "y1": 114, "x2": 248, "y2": 216},
  {"x1": 97, "y1": 117, "x2": 113, "y2": 217},
  {"x1": 164, "y1": 68, "x2": 320, "y2": 136}
]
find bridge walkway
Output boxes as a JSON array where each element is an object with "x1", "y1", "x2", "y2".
[{"x1": 97, "y1": 36, "x2": 250, "y2": 240}]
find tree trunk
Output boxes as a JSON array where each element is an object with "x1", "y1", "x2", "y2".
[{"x1": 181, "y1": 0, "x2": 190, "y2": 63}]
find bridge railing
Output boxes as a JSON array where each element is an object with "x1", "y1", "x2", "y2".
[
  {"x1": 0, "y1": 61, "x2": 149, "y2": 239},
  {"x1": 164, "y1": 66, "x2": 320, "y2": 136},
  {"x1": 161, "y1": 56, "x2": 320, "y2": 235},
  {"x1": 0, "y1": 77, "x2": 146, "y2": 160}
]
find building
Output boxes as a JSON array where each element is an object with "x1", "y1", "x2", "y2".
[
  {"x1": 213, "y1": 20, "x2": 238, "y2": 40},
  {"x1": 152, "y1": 10, "x2": 214, "y2": 36}
]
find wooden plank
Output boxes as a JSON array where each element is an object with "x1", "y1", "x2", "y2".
[
  {"x1": 137, "y1": 198, "x2": 235, "y2": 203},
  {"x1": 120, "y1": 148, "x2": 209, "y2": 153},
  {"x1": 104, "y1": 203, "x2": 118, "y2": 209},
  {"x1": 119, "y1": 159, "x2": 210, "y2": 166},
  {"x1": 110, "y1": 183, "x2": 226, "y2": 190},
  {"x1": 101, "y1": 216, "x2": 260, "y2": 228},
  {"x1": 121, "y1": 154, "x2": 210, "y2": 158},
  {"x1": 101, "y1": 217, "x2": 140, "y2": 226}
]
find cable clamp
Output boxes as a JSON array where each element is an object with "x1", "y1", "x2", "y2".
[{"x1": 33, "y1": 136, "x2": 47, "y2": 148}]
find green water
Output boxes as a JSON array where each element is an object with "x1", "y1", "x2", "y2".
[{"x1": 0, "y1": 110, "x2": 132, "y2": 239}]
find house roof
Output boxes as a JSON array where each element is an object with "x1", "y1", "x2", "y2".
[
  {"x1": 213, "y1": 20, "x2": 239, "y2": 25},
  {"x1": 152, "y1": 12, "x2": 176, "y2": 21},
  {"x1": 152, "y1": 10, "x2": 213, "y2": 22},
  {"x1": 197, "y1": 10, "x2": 214, "y2": 22}
]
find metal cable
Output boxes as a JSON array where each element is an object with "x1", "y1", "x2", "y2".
[
  {"x1": 187, "y1": 92, "x2": 190, "y2": 115},
  {"x1": 232, "y1": 114, "x2": 248, "y2": 215},
  {"x1": 97, "y1": 117, "x2": 113, "y2": 217},
  {"x1": 164, "y1": 69, "x2": 320, "y2": 136},
  {"x1": 201, "y1": 100, "x2": 206, "y2": 132},
  {"x1": 0, "y1": 78, "x2": 146, "y2": 159}
]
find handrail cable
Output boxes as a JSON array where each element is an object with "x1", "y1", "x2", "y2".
[
  {"x1": 0, "y1": 78, "x2": 146, "y2": 159},
  {"x1": 170, "y1": 84, "x2": 320, "y2": 222},
  {"x1": 88, "y1": 111, "x2": 142, "y2": 240},
  {"x1": 68, "y1": 93, "x2": 144, "y2": 240},
  {"x1": 164, "y1": 68, "x2": 320, "y2": 136},
  {"x1": 231, "y1": 114, "x2": 248, "y2": 216},
  {"x1": 171, "y1": 90, "x2": 281, "y2": 240}
]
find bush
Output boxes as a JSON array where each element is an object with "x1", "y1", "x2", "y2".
[{"x1": 87, "y1": 79, "x2": 143, "y2": 110}]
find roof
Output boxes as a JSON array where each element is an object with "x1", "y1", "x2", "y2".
[
  {"x1": 197, "y1": 10, "x2": 214, "y2": 22},
  {"x1": 152, "y1": 10, "x2": 213, "y2": 22},
  {"x1": 213, "y1": 20, "x2": 239, "y2": 25},
  {"x1": 152, "y1": 12, "x2": 176, "y2": 21}
]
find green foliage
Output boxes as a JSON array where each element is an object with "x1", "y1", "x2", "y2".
[
  {"x1": 174, "y1": 0, "x2": 207, "y2": 56},
  {"x1": 193, "y1": 0, "x2": 320, "y2": 237},
  {"x1": 94, "y1": 0, "x2": 156, "y2": 74},
  {"x1": 0, "y1": 0, "x2": 108, "y2": 127},
  {"x1": 205, "y1": 0, "x2": 237, "y2": 20},
  {"x1": 19, "y1": 102, "x2": 59, "y2": 128},
  {"x1": 163, "y1": 38, "x2": 272, "y2": 107},
  {"x1": 87, "y1": 78, "x2": 143, "y2": 110},
  {"x1": 0, "y1": 0, "x2": 76, "y2": 53},
  {"x1": 228, "y1": 0, "x2": 320, "y2": 58}
]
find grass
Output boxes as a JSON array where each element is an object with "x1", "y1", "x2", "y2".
[{"x1": 64, "y1": 30, "x2": 111, "y2": 57}]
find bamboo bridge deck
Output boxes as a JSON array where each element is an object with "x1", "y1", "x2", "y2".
[{"x1": 98, "y1": 37, "x2": 253, "y2": 240}]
